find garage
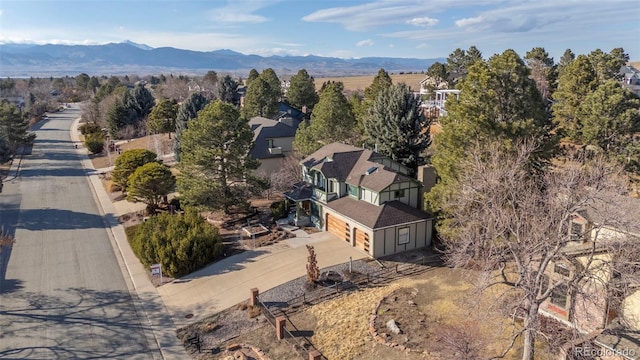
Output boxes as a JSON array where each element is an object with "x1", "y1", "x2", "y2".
[
  {"x1": 354, "y1": 228, "x2": 370, "y2": 253},
  {"x1": 326, "y1": 213, "x2": 350, "y2": 243}
]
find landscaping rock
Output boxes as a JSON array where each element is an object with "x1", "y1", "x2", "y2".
[{"x1": 386, "y1": 319, "x2": 402, "y2": 334}]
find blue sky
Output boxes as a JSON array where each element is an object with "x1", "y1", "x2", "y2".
[{"x1": 1, "y1": 0, "x2": 638, "y2": 61}]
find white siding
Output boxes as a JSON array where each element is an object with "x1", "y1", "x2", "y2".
[{"x1": 360, "y1": 188, "x2": 378, "y2": 205}]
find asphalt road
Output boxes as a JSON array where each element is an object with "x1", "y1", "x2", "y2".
[{"x1": 0, "y1": 107, "x2": 155, "y2": 359}]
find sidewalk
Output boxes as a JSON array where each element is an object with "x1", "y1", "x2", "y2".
[{"x1": 70, "y1": 115, "x2": 186, "y2": 360}]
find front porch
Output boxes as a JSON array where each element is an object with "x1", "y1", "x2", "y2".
[{"x1": 283, "y1": 182, "x2": 320, "y2": 227}]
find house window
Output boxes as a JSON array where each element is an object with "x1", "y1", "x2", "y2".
[
  {"x1": 554, "y1": 263, "x2": 570, "y2": 277},
  {"x1": 398, "y1": 227, "x2": 410, "y2": 245},
  {"x1": 348, "y1": 185, "x2": 358, "y2": 197},
  {"x1": 314, "y1": 172, "x2": 325, "y2": 190},
  {"x1": 570, "y1": 222, "x2": 584, "y2": 241},
  {"x1": 267, "y1": 139, "x2": 274, "y2": 148},
  {"x1": 394, "y1": 189, "x2": 405, "y2": 199},
  {"x1": 550, "y1": 284, "x2": 568, "y2": 308},
  {"x1": 328, "y1": 180, "x2": 334, "y2": 193},
  {"x1": 540, "y1": 274, "x2": 549, "y2": 295}
]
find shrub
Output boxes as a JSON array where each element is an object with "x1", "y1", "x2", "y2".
[
  {"x1": 128, "y1": 207, "x2": 223, "y2": 277},
  {"x1": 85, "y1": 132, "x2": 104, "y2": 154},
  {"x1": 112, "y1": 149, "x2": 157, "y2": 191},
  {"x1": 79, "y1": 122, "x2": 101, "y2": 135},
  {"x1": 270, "y1": 200, "x2": 287, "y2": 220}
]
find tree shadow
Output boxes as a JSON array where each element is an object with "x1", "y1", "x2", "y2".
[
  {"x1": 17, "y1": 209, "x2": 118, "y2": 231},
  {"x1": 0, "y1": 287, "x2": 158, "y2": 359}
]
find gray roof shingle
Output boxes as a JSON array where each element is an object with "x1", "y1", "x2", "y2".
[{"x1": 324, "y1": 197, "x2": 432, "y2": 229}]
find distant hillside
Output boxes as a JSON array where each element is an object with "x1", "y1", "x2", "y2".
[{"x1": 0, "y1": 41, "x2": 443, "y2": 78}]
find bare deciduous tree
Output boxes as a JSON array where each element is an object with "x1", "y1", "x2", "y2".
[
  {"x1": 306, "y1": 245, "x2": 320, "y2": 284},
  {"x1": 261, "y1": 155, "x2": 302, "y2": 199},
  {"x1": 441, "y1": 140, "x2": 640, "y2": 360}
]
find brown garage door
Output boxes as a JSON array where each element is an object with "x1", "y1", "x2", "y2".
[
  {"x1": 354, "y1": 228, "x2": 370, "y2": 253},
  {"x1": 326, "y1": 213, "x2": 350, "y2": 243}
]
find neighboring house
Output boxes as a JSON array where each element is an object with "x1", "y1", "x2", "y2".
[
  {"x1": 284, "y1": 142, "x2": 433, "y2": 258},
  {"x1": 420, "y1": 89, "x2": 460, "y2": 118},
  {"x1": 620, "y1": 65, "x2": 640, "y2": 97},
  {"x1": 273, "y1": 102, "x2": 308, "y2": 126},
  {"x1": 249, "y1": 116, "x2": 298, "y2": 175},
  {"x1": 537, "y1": 197, "x2": 640, "y2": 357}
]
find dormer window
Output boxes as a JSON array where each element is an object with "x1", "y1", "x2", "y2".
[
  {"x1": 267, "y1": 139, "x2": 274, "y2": 148},
  {"x1": 570, "y1": 220, "x2": 585, "y2": 242}
]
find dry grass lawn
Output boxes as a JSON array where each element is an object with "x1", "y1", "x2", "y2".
[
  {"x1": 205, "y1": 267, "x2": 558, "y2": 360},
  {"x1": 315, "y1": 73, "x2": 426, "y2": 93},
  {"x1": 89, "y1": 133, "x2": 174, "y2": 169}
]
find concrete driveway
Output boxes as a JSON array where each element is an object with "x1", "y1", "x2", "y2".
[{"x1": 157, "y1": 231, "x2": 367, "y2": 328}]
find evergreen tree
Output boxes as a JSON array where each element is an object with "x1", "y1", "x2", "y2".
[
  {"x1": 126, "y1": 162, "x2": 176, "y2": 209},
  {"x1": 177, "y1": 100, "x2": 264, "y2": 213},
  {"x1": 524, "y1": 47, "x2": 558, "y2": 101},
  {"x1": 260, "y1": 68, "x2": 282, "y2": 102},
  {"x1": 173, "y1": 93, "x2": 209, "y2": 162},
  {"x1": 129, "y1": 207, "x2": 223, "y2": 277},
  {"x1": 557, "y1": 48, "x2": 575, "y2": 76},
  {"x1": 364, "y1": 68, "x2": 393, "y2": 104},
  {"x1": 112, "y1": 149, "x2": 158, "y2": 191},
  {"x1": 587, "y1": 48, "x2": 629, "y2": 83},
  {"x1": 218, "y1": 75, "x2": 240, "y2": 105},
  {"x1": 147, "y1": 98, "x2": 178, "y2": 137},
  {"x1": 107, "y1": 99, "x2": 127, "y2": 139},
  {"x1": 286, "y1": 69, "x2": 319, "y2": 111},
  {"x1": 246, "y1": 69, "x2": 259, "y2": 87},
  {"x1": 364, "y1": 83, "x2": 431, "y2": 176},
  {"x1": 428, "y1": 49, "x2": 552, "y2": 213},
  {"x1": 0, "y1": 128, "x2": 11, "y2": 163},
  {"x1": 424, "y1": 61, "x2": 449, "y2": 94},
  {"x1": 241, "y1": 77, "x2": 278, "y2": 118},
  {"x1": 293, "y1": 82, "x2": 356, "y2": 155},
  {"x1": 446, "y1": 46, "x2": 484, "y2": 85},
  {"x1": 579, "y1": 79, "x2": 640, "y2": 154},
  {"x1": 0, "y1": 100, "x2": 36, "y2": 153},
  {"x1": 552, "y1": 55, "x2": 599, "y2": 142}
]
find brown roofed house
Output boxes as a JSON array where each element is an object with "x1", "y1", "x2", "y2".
[{"x1": 284, "y1": 142, "x2": 433, "y2": 258}]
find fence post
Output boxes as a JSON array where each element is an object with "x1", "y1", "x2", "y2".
[
  {"x1": 250, "y1": 288, "x2": 259, "y2": 307},
  {"x1": 309, "y1": 349, "x2": 322, "y2": 360},
  {"x1": 276, "y1": 316, "x2": 286, "y2": 340}
]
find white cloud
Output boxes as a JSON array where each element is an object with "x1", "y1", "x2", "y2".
[
  {"x1": 207, "y1": 0, "x2": 277, "y2": 24},
  {"x1": 416, "y1": 43, "x2": 430, "y2": 49},
  {"x1": 303, "y1": 0, "x2": 442, "y2": 31},
  {"x1": 455, "y1": 16, "x2": 483, "y2": 28},
  {"x1": 356, "y1": 39, "x2": 375, "y2": 47},
  {"x1": 407, "y1": 17, "x2": 439, "y2": 27}
]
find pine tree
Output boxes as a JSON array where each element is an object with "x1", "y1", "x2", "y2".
[
  {"x1": 0, "y1": 100, "x2": 36, "y2": 153},
  {"x1": 126, "y1": 162, "x2": 176, "y2": 209},
  {"x1": 241, "y1": 77, "x2": 278, "y2": 118},
  {"x1": 218, "y1": 75, "x2": 240, "y2": 105},
  {"x1": 364, "y1": 83, "x2": 431, "y2": 176},
  {"x1": 552, "y1": 55, "x2": 599, "y2": 142},
  {"x1": 173, "y1": 93, "x2": 209, "y2": 162},
  {"x1": 293, "y1": 82, "x2": 356, "y2": 155},
  {"x1": 286, "y1": 69, "x2": 318, "y2": 111},
  {"x1": 147, "y1": 98, "x2": 178, "y2": 137},
  {"x1": 364, "y1": 68, "x2": 393, "y2": 104},
  {"x1": 177, "y1": 100, "x2": 264, "y2": 213},
  {"x1": 428, "y1": 49, "x2": 552, "y2": 213}
]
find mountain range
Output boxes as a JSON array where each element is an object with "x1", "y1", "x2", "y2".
[{"x1": 0, "y1": 41, "x2": 443, "y2": 78}]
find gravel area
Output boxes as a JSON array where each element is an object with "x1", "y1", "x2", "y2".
[{"x1": 258, "y1": 258, "x2": 384, "y2": 308}]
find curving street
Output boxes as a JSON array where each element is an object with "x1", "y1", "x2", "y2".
[{"x1": 0, "y1": 106, "x2": 157, "y2": 359}]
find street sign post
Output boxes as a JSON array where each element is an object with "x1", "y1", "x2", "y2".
[{"x1": 150, "y1": 263, "x2": 162, "y2": 284}]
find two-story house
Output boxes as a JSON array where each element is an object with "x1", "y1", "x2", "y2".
[
  {"x1": 249, "y1": 116, "x2": 300, "y2": 175},
  {"x1": 284, "y1": 142, "x2": 433, "y2": 258},
  {"x1": 536, "y1": 196, "x2": 640, "y2": 357}
]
